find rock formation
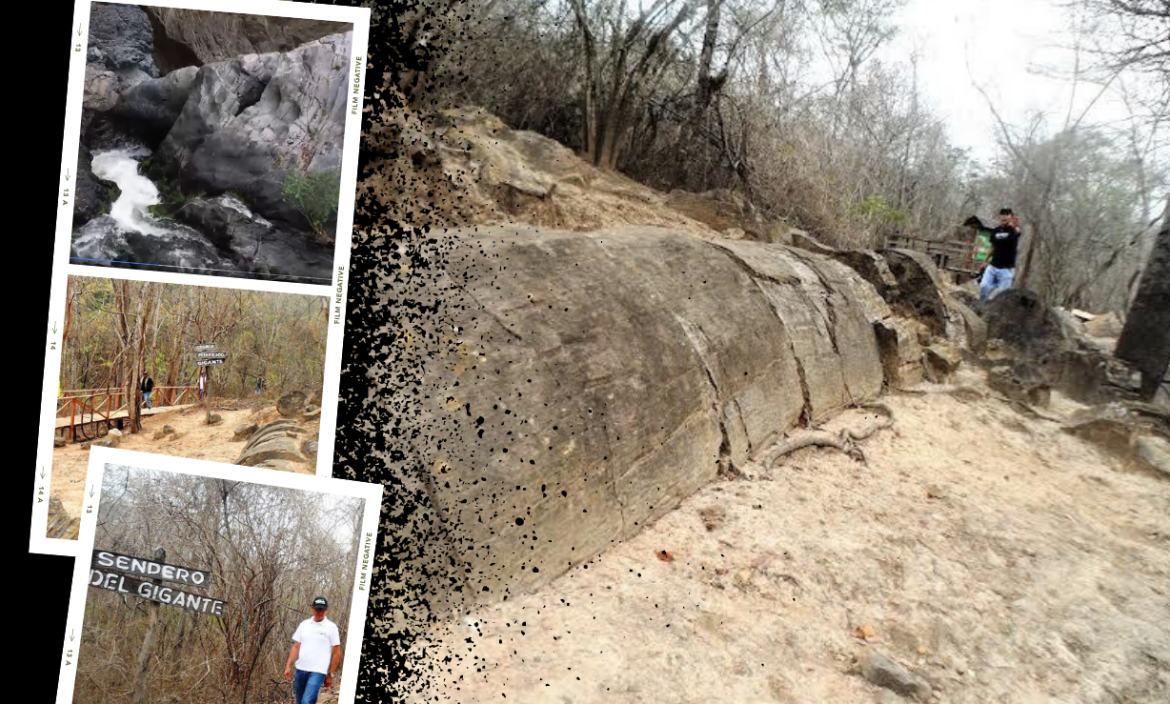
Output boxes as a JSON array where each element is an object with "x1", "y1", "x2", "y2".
[
  {"x1": 75, "y1": 3, "x2": 353, "y2": 281},
  {"x1": 235, "y1": 418, "x2": 313, "y2": 473},
  {"x1": 396, "y1": 226, "x2": 955, "y2": 607}
]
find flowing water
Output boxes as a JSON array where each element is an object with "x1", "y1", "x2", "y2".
[{"x1": 71, "y1": 148, "x2": 234, "y2": 272}]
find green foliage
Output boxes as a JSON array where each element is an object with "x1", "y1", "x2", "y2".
[
  {"x1": 282, "y1": 170, "x2": 339, "y2": 240},
  {"x1": 852, "y1": 194, "x2": 908, "y2": 225}
]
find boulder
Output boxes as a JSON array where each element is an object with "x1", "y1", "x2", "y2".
[
  {"x1": 989, "y1": 363, "x2": 1051, "y2": 407},
  {"x1": 47, "y1": 496, "x2": 80, "y2": 541},
  {"x1": 236, "y1": 418, "x2": 312, "y2": 468},
  {"x1": 154, "y1": 33, "x2": 353, "y2": 235},
  {"x1": 984, "y1": 289, "x2": 1074, "y2": 362},
  {"x1": 859, "y1": 649, "x2": 931, "y2": 700},
  {"x1": 173, "y1": 196, "x2": 332, "y2": 279},
  {"x1": 87, "y1": 3, "x2": 156, "y2": 82},
  {"x1": 53, "y1": 436, "x2": 67, "y2": 448},
  {"x1": 93, "y1": 435, "x2": 121, "y2": 448},
  {"x1": 112, "y1": 66, "x2": 200, "y2": 137},
  {"x1": 1133, "y1": 436, "x2": 1170, "y2": 479},
  {"x1": 74, "y1": 144, "x2": 120, "y2": 227},
  {"x1": 83, "y1": 65, "x2": 119, "y2": 113},
  {"x1": 1051, "y1": 348, "x2": 1143, "y2": 405},
  {"x1": 1063, "y1": 404, "x2": 1136, "y2": 457},
  {"x1": 277, "y1": 391, "x2": 307, "y2": 417},
  {"x1": 233, "y1": 422, "x2": 259, "y2": 441},
  {"x1": 873, "y1": 319, "x2": 925, "y2": 389},
  {"x1": 237, "y1": 434, "x2": 306, "y2": 467},
  {"x1": 301, "y1": 437, "x2": 319, "y2": 463},
  {"x1": 881, "y1": 249, "x2": 964, "y2": 343},
  {"x1": 924, "y1": 343, "x2": 963, "y2": 383},
  {"x1": 144, "y1": 8, "x2": 352, "y2": 65}
]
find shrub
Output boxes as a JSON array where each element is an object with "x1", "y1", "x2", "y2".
[{"x1": 282, "y1": 170, "x2": 339, "y2": 242}]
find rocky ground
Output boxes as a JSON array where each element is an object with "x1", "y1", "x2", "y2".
[
  {"x1": 50, "y1": 400, "x2": 319, "y2": 528},
  {"x1": 409, "y1": 364, "x2": 1170, "y2": 703}
]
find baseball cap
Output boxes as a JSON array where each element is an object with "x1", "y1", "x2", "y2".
[{"x1": 311, "y1": 596, "x2": 328, "y2": 609}]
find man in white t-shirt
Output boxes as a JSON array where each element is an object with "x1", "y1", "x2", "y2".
[{"x1": 283, "y1": 596, "x2": 341, "y2": 704}]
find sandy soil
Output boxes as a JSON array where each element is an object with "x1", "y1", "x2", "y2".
[
  {"x1": 411, "y1": 367, "x2": 1170, "y2": 703},
  {"x1": 51, "y1": 402, "x2": 318, "y2": 521}
]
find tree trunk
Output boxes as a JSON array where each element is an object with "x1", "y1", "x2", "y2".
[{"x1": 1115, "y1": 195, "x2": 1170, "y2": 399}]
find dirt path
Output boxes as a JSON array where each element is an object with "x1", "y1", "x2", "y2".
[
  {"x1": 51, "y1": 404, "x2": 318, "y2": 521},
  {"x1": 412, "y1": 368, "x2": 1170, "y2": 703}
]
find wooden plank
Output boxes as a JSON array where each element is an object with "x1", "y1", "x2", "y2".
[
  {"x1": 92, "y1": 550, "x2": 211, "y2": 587},
  {"x1": 89, "y1": 569, "x2": 227, "y2": 615},
  {"x1": 54, "y1": 404, "x2": 197, "y2": 428}
]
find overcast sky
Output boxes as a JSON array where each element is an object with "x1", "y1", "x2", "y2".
[{"x1": 883, "y1": 0, "x2": 1140, "y2": 165}]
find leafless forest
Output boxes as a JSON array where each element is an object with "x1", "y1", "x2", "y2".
[
  {"x1": 382, "y1": 0, "x2": 1168, "y2": 313},
  {"x1": 58, "y1": 277, "x2": 329, "y2": 431},
  {"x1": 75, "y1": 466, "x2": 365, "y2": 704}
]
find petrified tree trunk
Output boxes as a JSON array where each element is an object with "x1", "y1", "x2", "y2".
[{"x1": 1115, "y1": 195, "x2": 1170, "y2": 399}]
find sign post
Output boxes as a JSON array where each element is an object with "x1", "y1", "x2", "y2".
[
  {"x1": 88, "y1": 548, "x2": 226, "y2": 704},
  {"x1": 193, "y1": 344, "x2": 227, "y2": 425}
]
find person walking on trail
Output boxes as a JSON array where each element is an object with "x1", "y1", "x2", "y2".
[
  {"x1": 140, "y1": 372, "x2": 154, "y2": 410},
  {"x1": 255, "y1": 376, "x2": 264, "y2": 396},
  {"x1": 284, "y1": 596, "x2": 341, "y2": 704},
  {"x1": 966, "y1": 208, "x2": 1022, "y2": 302},
  {"x1": 197, "y1": 370, "x2": 206, "y2": 401}
]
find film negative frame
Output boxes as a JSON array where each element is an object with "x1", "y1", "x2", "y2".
[
  {"x1": 32, "y1": 0, "x2": 370, "y2": 555},
  {"x1": 55, "y1": 445, "x2": 384, "y2": 704}
]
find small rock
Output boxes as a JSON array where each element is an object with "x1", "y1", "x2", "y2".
[
  {"x1": 208, "y1": 413, "x2": 223, "y2": 426},
  {"x1": 277, "y1": 390, "x2": 308, "y2": 417},
  {"x1": 54, "y1": 436, "x2": 67, "y2": 448},
  {"x1": 80, "y1": 442, "x2": 92, "y2": 450},
  {"x1": 302, "y1": 405, "x2": 322, "y2": 420},
  {"x1": 152, "y1": 430, "x2": 169, "y2": 440},
  {"x1": 94, "y1": 435, "x2": 120, "y2": 448},
  {"x1": 859, "y1": 649, "x2": 931, "y2": 700},
  {"x1": 233, "y1": 423, "x2": 259, "y2": 441},
  {"x1": 988, "y1": 363, "x2": 1051, "y2": 407},
  {"x1": 162, "y1": 425, "x2": 175, "y2": 434},
  {"x1": 107, "y1": 428, "x2": 123, "y2": 438},
  {"x1": 699, "y1": 504, "x2": 726, "y2": 531},
  {"x1": 925, "y1": 484, "x2": 945, "y2": 500},
  {"x1": 301, "y1": 438, "x2": 319, "y2": 463},
  {"x1": 1083, "y1": 311, "x2": 1123, "y2": 339},
  {"x1": 1133, "y1": 436, "x2": 1170, "y2": 480},
  {"x1": 923, "y1": 344, "x2": 962, "y2": 383}
]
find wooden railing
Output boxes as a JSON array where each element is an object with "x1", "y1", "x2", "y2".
[
  {"x1": 55, "y1": 387, "x2": 198, "y2": 441},
  {"x1": 884, "y1": 234, "x2": 980, "y2": 275}
]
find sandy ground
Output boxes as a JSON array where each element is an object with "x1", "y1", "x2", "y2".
[
  {"x1": 411, "y1": 367, "x2": 1170, "y2": 703},
  {"x1": 51, "y1": 402, "x2": 318, "y2": 521}
]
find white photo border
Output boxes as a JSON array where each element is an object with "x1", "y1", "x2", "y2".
[
  {"x1": 32, "y1": 0, "x2": 370, "y2": 555},
  {"x1": 56, "y1": 445, "x2": 384, "y2": 704}
]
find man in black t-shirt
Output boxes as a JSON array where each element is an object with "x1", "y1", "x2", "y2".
[{"x1": 974, "y1": 208, "x2": 1021, "y2": 301}]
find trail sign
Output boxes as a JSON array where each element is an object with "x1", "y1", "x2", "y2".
[
  {"x1": 92, "y1": 550, "x2": 210, "y2": 587},
  {"x1": 196, "y1": 359, "x2": 225, "y2": 366},
  {"x1": 89, "y1": 569, "x2": 226, "y2": 615},
  {"x1": 193, "y1": 343, "x2": 217, "y2": 351},
  {"x1": 196, "y1": 351, "x2": 227, "y2": 359}
]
